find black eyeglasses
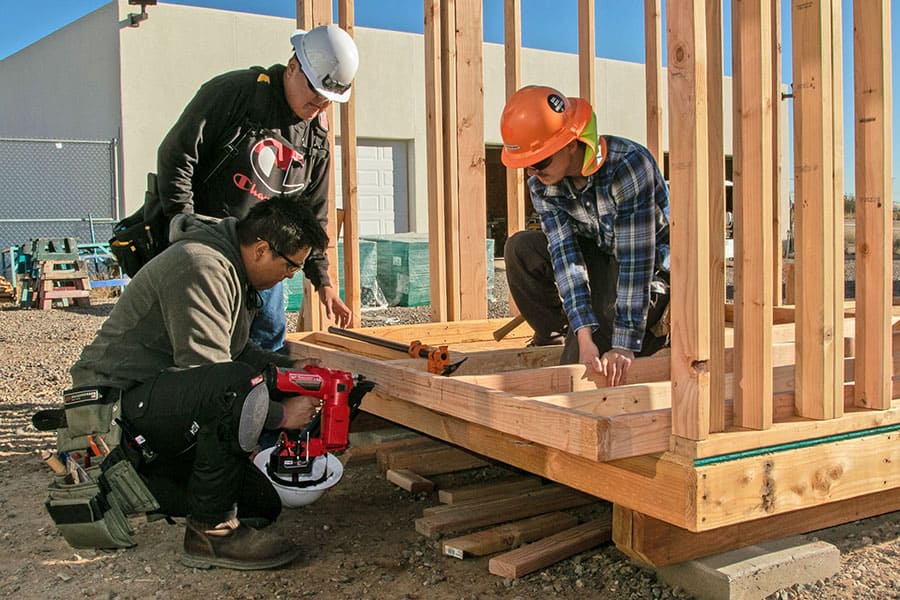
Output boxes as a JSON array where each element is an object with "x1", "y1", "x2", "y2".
[
  {"x1": 258, "y1": 237, "x2": 303, "y2": 273},
  {"x1": 526, "y1": 155, "x2": 554, "y2": 171}
]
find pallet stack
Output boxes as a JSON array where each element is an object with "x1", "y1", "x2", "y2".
[{"x1": 25, "y1": 238, "x2": 91, "y2": 310}]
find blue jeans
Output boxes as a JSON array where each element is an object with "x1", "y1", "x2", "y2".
[{"x1": 250, "y1": 282, "x2": 286, "y2": 352}]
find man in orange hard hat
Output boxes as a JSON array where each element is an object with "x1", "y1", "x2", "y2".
[{"x1": 500, "y1": 85, "x2": 670, "y2": 386}]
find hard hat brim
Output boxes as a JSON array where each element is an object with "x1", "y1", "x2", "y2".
[{"x1": 500, "y1": 97, "x2": 593, "y2": 168}]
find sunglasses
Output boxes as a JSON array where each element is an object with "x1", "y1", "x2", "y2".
[{"x1": 527, "y1": 155, "x2": 554, "y2": 171}]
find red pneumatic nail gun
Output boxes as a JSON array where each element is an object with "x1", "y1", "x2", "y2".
[{"x1": 261, "y1": 364, "x2": 374, "y2": 494}]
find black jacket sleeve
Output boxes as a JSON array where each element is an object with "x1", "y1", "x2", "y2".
[
  {"x1": 156, "y1": 72, "x2": 252, "y2": 218},
  {"x1": 301, "y1": 138, "x2": 333, "y2": 290}
]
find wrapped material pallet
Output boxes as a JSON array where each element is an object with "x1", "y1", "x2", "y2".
[
  {"x1": 363, "y1": 233, "x2": 495, "y2": 307},
  {"x1": 284, "y1": 239, "x2": 383, "y2": 311}
]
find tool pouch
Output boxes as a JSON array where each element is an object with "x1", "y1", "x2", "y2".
[
  {"x1": 45, "y1": 467, "x2": 135, "y2": 549},
  {"x1": 42, "y1": 386, "x2": 159, "y2": 550},
  {"x1": 98, "y1": 446, "x2": 159, "y2": 515},
  {"x1": 109, "y1": 172, "x2": 168, "y2": 278},
  {"x1": 56, "y1": 386, "x2": 123, "y2": 454}
]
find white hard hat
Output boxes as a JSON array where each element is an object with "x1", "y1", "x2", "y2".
[
  {"x1": 291, "y1": 25, "x2": 359, "y2": 103},
  {"x1": 253, "y1": 448, "x2": 344, "y2": 508}
]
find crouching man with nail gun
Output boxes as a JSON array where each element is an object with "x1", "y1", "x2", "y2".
[{"x1": 68, "y1": 197, "x2": 345, "y2": 570}]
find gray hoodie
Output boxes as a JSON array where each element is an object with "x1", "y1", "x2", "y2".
[{"x1": 71, "y1": 215, "x2": 293, "y2": 410}]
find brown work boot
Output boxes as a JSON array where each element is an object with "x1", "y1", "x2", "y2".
[{"x1": 181, "y1": 516, "x2": 299, "y2": 570}]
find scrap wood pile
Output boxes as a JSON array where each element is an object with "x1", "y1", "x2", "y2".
[
  {"x1": 0, "y1": 275, "x2": 13, "y2": 301},
  {"x1": 349, "y1": 431, "x2": 612, "y2": 578}
]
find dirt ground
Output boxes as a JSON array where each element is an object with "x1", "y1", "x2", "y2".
[{"x1": 1, "y1": 295, "x2": 898, "y2": 600}]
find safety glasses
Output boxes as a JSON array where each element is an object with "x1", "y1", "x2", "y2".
[
  {"x1": 527, "y1": 155, "x2": 554, "y2": 171},
  {"x1": 258, "y1": 238, "x2": 303, "y2": 274}
]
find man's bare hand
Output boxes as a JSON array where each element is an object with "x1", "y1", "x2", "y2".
[
  {"x1": 290, "y1": 357, "x2": 321, "y2": 370},
  {"x1": 280, "y1": 395, "x2": 320, "y2": 429},
  {"x1": 318, "y1": 285, "x2": 353, "y2": 328},
  {"x1": 599, "y1": 348, "x2": 635, "y2": 386},
  {"x1": 577, "y1": 327, "x2": 603, "y2": 373}
]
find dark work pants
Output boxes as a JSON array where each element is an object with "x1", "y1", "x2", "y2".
[
  {"x1": 504, "y1": 230, "x2": 669, "y2": 363},
  {"x1": 121, "y1": 362, "x2": 281, "y2": 524}
]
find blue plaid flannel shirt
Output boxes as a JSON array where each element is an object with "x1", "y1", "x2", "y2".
[{"x1": 529, "y1": 135, "x2": 670, "y2": 352}]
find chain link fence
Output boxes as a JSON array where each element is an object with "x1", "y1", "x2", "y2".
[{"x1": 0, "y1": 137, "x2": 119, "y2": 250}]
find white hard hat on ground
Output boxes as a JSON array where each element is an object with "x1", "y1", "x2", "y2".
[
  {"x1": 253, "y1": 447, "x2": 344, "y2": 508},
  {"x1": 291, "y1": 24, "x2": 359, "y2": 103}
]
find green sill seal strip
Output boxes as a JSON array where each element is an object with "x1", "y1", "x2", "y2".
[{"x1": 694, "y1": 422, "x2": 900, "y2": 467}]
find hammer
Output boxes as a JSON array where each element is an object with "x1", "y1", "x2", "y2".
[{"x1": 492, "y1": 314, "x2": 526, "y2": 341}]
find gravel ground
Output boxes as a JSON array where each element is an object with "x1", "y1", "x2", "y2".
[{"x1": 0, "y1": 260, "x2": 898, "y2": 600}]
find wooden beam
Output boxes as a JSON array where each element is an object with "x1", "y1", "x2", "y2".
[
  {"x1": 415, "y1": 485, "x2": 595, "y2": 538},
  {"x1": 706, "y1": 0, "x2": 726, "y2": 433},
  {"x1": 674, "y1": 396, "x2": 900, "y2": 460},
  {"x1": 297, "y1": 0, "x2": 336, "y2": 332},
  {"x1": 830, "y1": 0, "x2": 846, "y2": 420},
  {"x1": 443, "y1": 512, "x2": 578, "y2": 559},
  {"x1": 643, "y1": 0, "x2": 664, "y2": 163},
  {"x1": 454, "y1": 0, "x2": 488, "y2": 320},
  {"x1": 377, "y1": 444, "x2": 489, "y2": 476},
  {"x1": 386, "y1": 468, "x2": 435, "y2": 493},
  {"x1": 441, "y1": 0, "x2": 461, "y2": 321},
  {"x1": 578, "y1": 0, "x2": 596, "y2": 105},
  {"x1": 337, "y1": 0, "x2": 360, "y2": 326},
  {"x1": 732, "y1": 0, "x2": 774, "y2": 430},
  {"x1": 666, "y1": 0, "x2": 712, "y2": 440},
  {"x1": 289, "y1": 341, "x2": 609, "y2": 460},
  {"x1": 488, "y1": 518, "x2": 612, "y2": 578},
  {"x1": 425, "y1": 0, "x2": 448, "y2": 322},
  {"x1": 853, "y1": 0, "x2": 893, "y2": 410},
  {"x1": 503, "y1": 0, "x2": 526, "y2": 236},
  {"x1": 613, "y1": 487, "x2": 900, "y2": 566},
  {"x1": 354, "y1": 391, "x2": 693, "y2": 528},
  {"x1": 438, "y1": 476, "x2": 543, "y2": 504},
  {"x1": 694, "y1": 430, "x2": 900, "y2": 530},
  {"x1": 791, "y1": 0, "x2": 842, "y2": 419},
  {"x1": 295, "y1": 0, "x2": 312, "y2": 28},
  {"x1": 771, "y1": 0, "x2": 784, "y2": 306}
]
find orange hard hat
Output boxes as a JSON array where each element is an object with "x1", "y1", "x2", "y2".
[{"x1": 500, "y1": 85, "x2": 593, "y2": 168}]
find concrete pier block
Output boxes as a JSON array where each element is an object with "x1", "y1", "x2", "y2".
[{"x1": 657, "y1": 535, "x2": 840, "y2": 600}]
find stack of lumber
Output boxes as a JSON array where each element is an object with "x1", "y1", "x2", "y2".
[
  {"x1": 0, "y1": 275, "x2": 13, "y2": 301},
  {"x1": 368, "y1": 436, "x2": 611, "y2": 579}
]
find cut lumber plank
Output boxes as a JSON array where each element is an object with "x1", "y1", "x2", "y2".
[
  {"x1": 442, "y1": 512, "x2": 578, "y2": 559},
  {"x1": 488, "y1": 518, "x2": 613, "y2": 578},
  {"x1": 415, "y1": 485, "x2": 595, "y2": 539},
  {"x1": 613, "y1": 486, "x2": 900, "y2": 567},
  {"x1": 341, "y1": 434, "x2": 431, "y2": 466},
  {"x1": 424, "y1": 485, "x2": 547, "y2": 516},
  {"x1": 438, "y1": 476, "x2": 542, "y2": 504},
  {"x1": 377, "y1": 443, "x2": 488, "y2": 476},
  {"x1": 386, "y1": 468, "x2": 434, "y2": 493},
  {"x1": 374, "y1": 438, "x2": 446, "y2": 469}
]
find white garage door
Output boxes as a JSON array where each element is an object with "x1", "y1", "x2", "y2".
[{"x1": 335, "y1": 139, "x2": 409, "y2": 235}]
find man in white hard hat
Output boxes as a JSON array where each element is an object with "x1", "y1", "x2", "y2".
[{"x1": 141, "y1": 24, "x2": 359, "y2": 351}]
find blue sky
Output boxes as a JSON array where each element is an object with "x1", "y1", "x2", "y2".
[{"x1": 0, "y1": 0, "x2": 897, "y2": 203}]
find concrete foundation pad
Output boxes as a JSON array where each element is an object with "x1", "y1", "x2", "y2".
[{"x1": 657, "y1": 535, "x2": 840, "y2": 600}]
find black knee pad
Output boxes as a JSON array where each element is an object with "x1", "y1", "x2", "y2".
[{"x1": 194, "y1": 362, "x2": 270, "y2": 454}]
